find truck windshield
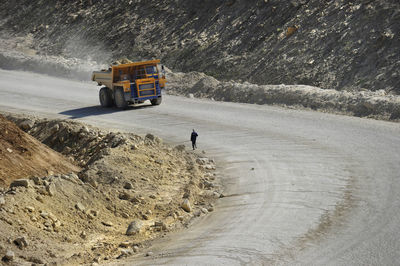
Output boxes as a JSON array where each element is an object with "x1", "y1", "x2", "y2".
[{"x1": 145, "y1": 66, "x2": 157, "y2": 74}]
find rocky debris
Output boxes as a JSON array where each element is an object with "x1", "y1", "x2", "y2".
[
  {"x1": 168, "y1": 74, "x2": 400, "y2": 121},
  {"x1": 174, "y1": 145, "x2": 185, "y2": 152},
  {"x1": 102, "y1": 221, "x2": 113, "y2": 227},
  {"x1": 117, "y1": 248, "x2": 133, "y2": 259},
  {"x1": 154, "y1": 221, "x2": 167, "y2": 231},
  {"x1": 19, "y1": 119, "x2": 35, "y2": 130},
  {"x1": 2, "y1": 250, "x2": 14, "y2": 262},
  {"x1": 196, "y1": 158, "x2": 210, "y2": 165},
  {"x1": 14, "y1": 236, "x2": 28, "y2": 248},
  {"x1": 0, "y1": 196, "x2": 5, "y2": 206},
  {"x1": 201, "y1": 208, "x2": 209, "y2": 214},
  {"x1": 28, "y1": 256, "x2": 44, "y2": 264},
  {"x1": 181, "y1": 199, "x2": 192, "y2": 213},
  {"x1": 126, "y1": 220, "x2": 143, "y2": 236},
  {"x1": 10, "y1": 179, "x2": 30, "y2": 188},
  {"x1": 203, "y1": 181, "x2": 214, "y2": 189},
  {"x1": 35, "y1": 195, "x2": 44, "y2": 203},
  {"x1": 145, "y1": 251, "x2": 153, "y2": 257},
  {"x1": 61, "y1": 173, "x2": 82, "y2": 184},
  {"x1": 119, "y1": 192, "x2": 131, "y2": 201},
  {"x1": 90, "y1": 209, "x2": 99, "y2": 217},
  {"x1": 0, "y1": 114, "x2": 222, "y2": 265},
  {"x1": 40, "y1": 211, "x2": 48, "y2": 219},
  {"x1": 46, "y1": 183, "x2": 56, "y2": 196},
  {"x1": 25, "y1": 206, "x2": 35, "y2": 212},
  {"x1": 123, "y1": 182, "x2": 133, "y2": 190},
  {"x1": 75, "y1": 202, "x2": 85, "y2": 212},
  {"x1": 145, "y1": 133, "x2": 155, "y2": 141},
  {"x1": 119, "y1": 241, "x2": 130, "y2": 248},
  {"x1": 80, "y1": 231, "x2": 87, "y2": 239}
]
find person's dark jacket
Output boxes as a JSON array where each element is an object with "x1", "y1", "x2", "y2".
[{"x1": 191, "y1": 131, "x2": 198, "y2": 142}]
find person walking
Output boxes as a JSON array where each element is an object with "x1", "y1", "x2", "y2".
[{"x1": 191, "y1": 129, "x2": 198, "y2": 150}]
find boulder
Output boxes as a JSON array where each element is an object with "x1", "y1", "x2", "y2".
[
  {"x1": 201, "y1": 208, "x2": 209, "y2": 214},
  {"x1": 46, "y1": 183, "x2": 56, "y2": 196},
  {"x1": 123, "y1": 182, "x2": 133, "y2": 190},
  {"x1": 126, "y1": 220, "x2": 143, "y2": 236},
  {"x1": 119, "y1": 192, "x2": 131, "y2": 201},
  {"x1": 10, "y1": 179, "x2": 30, "y2": 188},
  {"x1": 196, "y1": 158, "x2": 209, "y2": 165},
  {"x1": 3, "y1": 250, "x2": 14, "y2": 261},
  {"x1": 119, "y1": 241, "x2": 131, "y2": 248},
  {"x1": 50, "y1": 124, "x2": 59, "y2": 134},
  {"x1": 181, "y1": 199, "x2": 192, "y2": 212},
  {"x1": 14, "y1": 236, "x2": 28, "y2": 248},
  {"x1": 26, "y1": 206, "x2": 35, "y2": 212},
  {"x1": 102, "y1": 221, "x2": 113, "y2": 227},
  {"x1": 75, "y1": 202, "x2": 85, "y2": 212},
  {"x1": 145, "y1": 133, "x2": 155, "y2": 141},
  {"x1": 20, "y1": 119, "x2": 35, "y2": 130},
  {"x1": 31, "y1": 176, "x2": 42, "y2": 185}
]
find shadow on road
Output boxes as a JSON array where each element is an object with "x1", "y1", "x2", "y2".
[{"x1": 59, "y1": 104, "x2": 152, "y2": 119}]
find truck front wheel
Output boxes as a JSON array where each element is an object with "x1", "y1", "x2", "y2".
[
  {"x1": 99, "y1": 87, "x2": 113, "y2": 107},
  {"x1": 151, "y1": 96, "x2": 162, "y2": 106},
  {"x1": 114, "y1": 87, "x2": 128, "y2": 109}
]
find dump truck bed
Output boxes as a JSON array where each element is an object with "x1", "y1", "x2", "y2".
[{"x1": 91, "y1": 70, "x2": 112, "y2": 88}]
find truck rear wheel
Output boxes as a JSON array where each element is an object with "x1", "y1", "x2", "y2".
[
  {"x1": 99, "y1": 87, "x2": 113, "y2": 107},
  {"x1": 114, "y1": 87, "x2": 128, "y2": 109},
  {"x1": 151, "y1": 96, "x2": 162, "y2": 106}
]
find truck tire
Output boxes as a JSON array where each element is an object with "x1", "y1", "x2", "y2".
[
  {"x1": 99, "y1": 87, "x2": 113, "y2": 107},
  {"x1": 151, "y1": 96, "x2": 162, "y2": 106},
  {"x1": 114, "y1": 87, "x2": 128, "y2": 109}
]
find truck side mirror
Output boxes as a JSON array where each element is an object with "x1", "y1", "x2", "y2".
[{"x1": 161, "y1": 65, "x2": 166, "y2": 77}]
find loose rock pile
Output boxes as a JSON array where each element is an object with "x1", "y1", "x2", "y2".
[
  {"x1": 0, "y1": 113, "x2": 222, "y2": 265},
  {"x1": 167, "y1": 71, "x2": 400, "y2": 121}
]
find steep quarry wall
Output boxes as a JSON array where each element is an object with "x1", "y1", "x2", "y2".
[{"x1": 1, "y1": 0, "x2": 399, "y2": 93}]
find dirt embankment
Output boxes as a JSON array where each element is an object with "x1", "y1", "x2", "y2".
[
  {"x1": 0, "y1": 114, "x2": 221, "y2": 265},
  {"x1": 0, "y1": 114, "x2": 80, "y2": 187},
  {"x1": 166, "y1": 70, "x2": 400, "y2": 121}
]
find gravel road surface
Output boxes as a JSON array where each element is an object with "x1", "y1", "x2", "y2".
[{"x1": 1, "y1": 69, "x2": 399, "y2": 265}]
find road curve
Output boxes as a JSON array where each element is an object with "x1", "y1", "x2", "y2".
[{"x1": 1, "y1": 69, "x2": 400, "y2": 265}]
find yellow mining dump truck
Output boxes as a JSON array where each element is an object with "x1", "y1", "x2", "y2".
[{"x1": 91, "y1": 59, "x2": 166, "y2": 109}]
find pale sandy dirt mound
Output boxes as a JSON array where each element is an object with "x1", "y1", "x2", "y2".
[
  {"x1": 0, "y1": 113, "x2": 221, "y2": 265},
  {"x1": 166, "y1": 71, "x2": 400, "y2": 121},
  {"x1": 0, "y1": 114, "x2": 80, "y2": 188}
]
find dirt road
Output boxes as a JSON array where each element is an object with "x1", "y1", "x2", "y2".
[{"x1": 1, "y1": 69, "x2": 400, "y2": 265}]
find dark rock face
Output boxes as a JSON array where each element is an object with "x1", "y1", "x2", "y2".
[{"x1": 0, "y1": 0, "x2": 399, "y2": 93}]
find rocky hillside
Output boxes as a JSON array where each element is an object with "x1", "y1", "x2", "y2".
[{"x1": 0, "y1": 0, "x2": 399, "y2": 94}]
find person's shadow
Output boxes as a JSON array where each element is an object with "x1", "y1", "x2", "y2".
[{"x1": 59, "y1": 104, "x2": 152, "y2": 119}]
